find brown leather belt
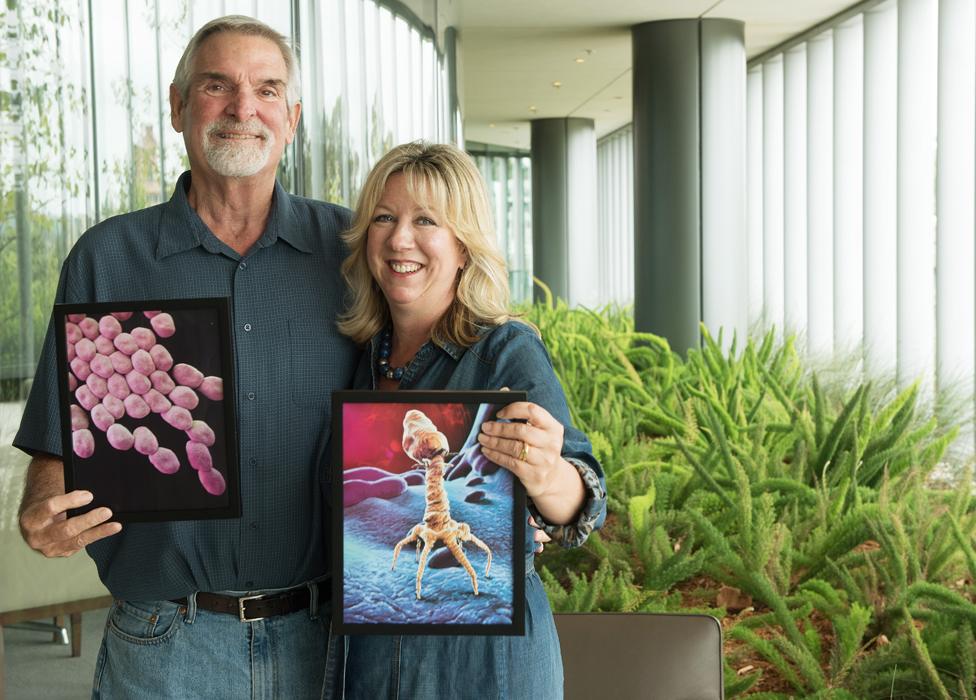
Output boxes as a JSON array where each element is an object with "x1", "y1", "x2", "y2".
[{"x1": 172, "y1": 579, "x2": 330, "y2": 622}]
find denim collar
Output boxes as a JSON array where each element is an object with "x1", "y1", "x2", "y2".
[
  {"x1": 430, "y1": 335, "x2": 465, "y2": 361},
  {"x1": 155, "y1": 170, "x2": 310, "y2": 260}
]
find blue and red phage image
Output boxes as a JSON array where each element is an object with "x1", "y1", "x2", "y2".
[{"x1": 340, "y1": 400, "x2": 518, "y2": 630}]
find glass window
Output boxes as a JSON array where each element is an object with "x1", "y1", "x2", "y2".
[
  {"x1": 0, "y1": 0, "x2": 452, "y2": 452},
  {"x1": 470, "y1": 147, "x2": 532, "y2": 304}
]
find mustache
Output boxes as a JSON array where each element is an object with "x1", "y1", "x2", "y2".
[{"x1": 205, "y1": 119, "x2": 272, "y2": 141}]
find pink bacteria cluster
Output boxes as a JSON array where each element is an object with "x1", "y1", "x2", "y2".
[{"x1": 65, "y1": 310, "x2": 227, "y2": 496}]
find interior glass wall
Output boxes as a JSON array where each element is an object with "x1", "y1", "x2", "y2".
[
  {"x1": 748, "y1": 0, "x2": 975, "y2": 446},
  {"x1": 597, "y1": 125, "x2": 634, "y2": 307},
  {"x1": 468, "y1": 145, "x2": 533, "y2": 305},
  {"x1": 0, "y1": 0, "x2": 450, "y2": 446}
]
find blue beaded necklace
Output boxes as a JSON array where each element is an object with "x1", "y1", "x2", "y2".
[{"x1": 376, "y1": 327, "x2": 409, "y2": 381}]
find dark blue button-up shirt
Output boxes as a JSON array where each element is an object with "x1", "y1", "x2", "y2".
[{"x1": 14, "y1": 171, "x2": 359, "y2": 600}]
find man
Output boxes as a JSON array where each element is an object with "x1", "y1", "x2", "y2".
[{"x1": 15, "y1": 16, "x2": 356, "y2": 698}]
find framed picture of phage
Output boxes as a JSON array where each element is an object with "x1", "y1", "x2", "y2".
[
  {"x1": 54, "y1": 298, "x2": 240, "y2": 522},
  {"x1": 332, "y1": 390, "x2": 527, "y2": 636}
]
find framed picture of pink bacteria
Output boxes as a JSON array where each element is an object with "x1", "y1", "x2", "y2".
[
  {"x1": 332, "y1": 390, "x2": 526, "y2": 636},
  {"x1": 53, "y1": 298, "x2": 240, "y2": 522}
]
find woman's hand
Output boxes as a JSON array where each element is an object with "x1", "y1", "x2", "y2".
[
  {"x1": 478, "y1": 399, "x2": 585, "y2": 525},
  {"x1": 530, "y1": 515, "x2": 552, "y2": 554},
  {"x1": 477, "y1": 401, "x2": 566, "y2": 499}
]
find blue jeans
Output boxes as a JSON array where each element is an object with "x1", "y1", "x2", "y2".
[
  {"x1": 334, "y1": 568, "x2": 563, "y2": 699},
  {"x1": 92, "y1": 583, "x2": 338, "y2": 699}
]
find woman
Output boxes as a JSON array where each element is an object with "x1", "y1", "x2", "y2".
[{"x1": 332, "y1": 141, "x2": 607, "y2": 698}]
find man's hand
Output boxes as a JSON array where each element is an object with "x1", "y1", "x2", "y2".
[{"x1": 18, "y1": 455, "x2": 122, "y2": 558}]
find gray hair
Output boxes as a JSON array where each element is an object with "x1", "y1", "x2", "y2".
[{"x1": 172, "y1": 15, "x2": 301, "y2": 107}]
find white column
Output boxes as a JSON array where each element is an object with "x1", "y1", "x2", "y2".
[
  {"x1": 783, "y1": 46, "x2": 808, "y2": 337},
  {"x1": 701, "y1": 19, "x2": 748, "y2": 347},
  {"x1": 896, "y1": 0, "x2": 938, "y2": 389},
  {"x1": 747, "y1": 66, "x2": 764, "y2": 329},
  {"x1": 862, "y1": 1, "x2": 899, "y2": 376},
  {"x1": 832, "y1": 17, "x2": 865, "y2": 356},
  {"x1": 936, "y1": 0, "x2": 976, "y2": 410},
  {"x1": 762, "y1": 57, "x2": 785, "y2": 334},
  {"x1": 806, "y1": 33, "x2": 834, "y2": 358}
]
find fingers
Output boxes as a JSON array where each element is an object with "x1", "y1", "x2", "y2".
[
  {"x1": 493, "y1": 401, "x2": 555, "y2": 427},
  {"x1": 482, "y1": 402, "x2": 563, "y2": 450},
  {"x1": 529, "y1": 516, "x2": 551, "y2": 554},
  {"x1": 479, "y1": 420, "x2": 558, "y2": 457},
  {"x1": 478, "y1": 433, "x2": 531, "y2": 463},
  {"x1": 478, "y1": 443, "x2": 528, "y2": 482},
  {"x1": 478, "y1": 420, "x2": 561, "y2": 471},
  {"x1": 44, "y1": 511, "x2": 121, "y2": 558},
  {"x1": 20, "y1": 493, "x2": 121, "y2": 557},
  {"x1": 20, "y1": 490, "x2": 91, "y2": 531}
]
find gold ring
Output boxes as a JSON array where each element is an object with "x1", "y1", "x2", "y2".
[{"x1": 518, "y1": 442, "x2": 530, "y2": 462}]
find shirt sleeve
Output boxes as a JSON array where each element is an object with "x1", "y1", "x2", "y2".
[
  {"x1": 13, "y1": 263, "x2": 73, "y2": 457},
  {"x1": 485, "y1": 324, "x2": 608, "y2": 548},
  {"x1": 13, "y1": 240, "x2": 100, "y2": 458}
]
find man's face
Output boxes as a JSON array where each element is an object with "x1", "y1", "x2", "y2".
[{"x1": 170, "y1": 32, "x2": 301, "y2": 181}]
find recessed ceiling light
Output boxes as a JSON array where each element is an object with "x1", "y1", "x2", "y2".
[
  {"x1": 489, "y1": 123, "x2": 496, "y2": 128},
  {"x1": 529, "y1": 105, "x2": 537, "y2": 113},
  {"x1": 575, "y1": 57, "x2": 585, "y2": 64},
  {"x1": 614, "y1": 96, "x2": 623, "y2": 100},
  {"x1": 552, "y1": 80, "x2": 562, "y2": 88}
]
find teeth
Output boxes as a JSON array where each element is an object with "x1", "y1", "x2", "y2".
[
  {"x1": 391, "y1": 262, "x2": 421, "y2": 273},
  {"x1": 219, "y1": 133, "x2": 259, "y2": 139}
]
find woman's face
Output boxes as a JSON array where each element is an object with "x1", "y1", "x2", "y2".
[{"x1": 366, "y1": 172, "x2": 467, "y2": 324}]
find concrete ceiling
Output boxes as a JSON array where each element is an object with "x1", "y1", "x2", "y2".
[{"x1": 450, "y1": 0, "x2": 858, "y2": 149}]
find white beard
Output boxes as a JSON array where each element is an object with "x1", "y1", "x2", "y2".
[{"x1": 202, "y1": 119, "x2": 275, "y2": 177}]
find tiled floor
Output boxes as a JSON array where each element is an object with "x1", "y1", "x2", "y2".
[{"x1": 3, "y1": 607, "x2": 107, "y2": 699}]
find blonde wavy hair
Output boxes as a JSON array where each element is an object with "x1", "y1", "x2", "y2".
[{"x1": 338, "y1": 141, "x2": 518, "y2": 346}]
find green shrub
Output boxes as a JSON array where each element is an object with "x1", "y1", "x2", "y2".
[{"x1": 528, "y1": 296, "x2": 975, "y2": 698}]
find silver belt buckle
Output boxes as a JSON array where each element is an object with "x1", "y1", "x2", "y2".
[{"x1": 238, "y1": 593, "x2": 267, "y2": 622}]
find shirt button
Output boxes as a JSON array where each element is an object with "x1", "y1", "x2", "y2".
[
  {"x1": 249, "y1": 458, "x2": 257, "y2": 466},
  {"x1": 250, "y1": 521, "x2": 258, "y2": 530},
  {"x1": 247, "y1": 392, "x2": 256, "y2": 400},
  {"x1": 239, "y1": 261, "x2": 247, "y2": 270},
  {"x1": 243, "y1": 323, "x2": 252, "y2": 332},
  {"x1": 245, "y1": 580, "x2": 254, "y2": 588}
]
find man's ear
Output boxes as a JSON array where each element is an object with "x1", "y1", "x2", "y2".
[
  {"x1": 170, "y1": 84, "x2": 185, "y2": 133},
  {"x1": 285, "y1": 101, "x2": 302, "y2": 145}
]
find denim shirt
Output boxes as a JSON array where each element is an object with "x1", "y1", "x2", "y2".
[
  {"x1": 351, "y1": 320, "x2": 608, "y2": 558},
  {"x1": 336, "y1": 320, "x2": 608, "y2": 699}
]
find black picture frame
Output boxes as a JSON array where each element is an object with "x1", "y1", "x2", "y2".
[
  {"x1": 332, "y1": 390, "x2": 527, "y2": 636},
  {"x1": 54, "y1": 298, "x2": 240, "y2": 522}
]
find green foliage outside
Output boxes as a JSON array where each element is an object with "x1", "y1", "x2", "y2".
[{"x1": 528, "y1": 288, "x2": 976, "y2": 699}]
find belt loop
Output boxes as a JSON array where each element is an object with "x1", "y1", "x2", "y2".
[
  {"x1": 322, "y1": 621, "x2": 344, "y2": 700},
  {"x1": 341, "y1": 635, "x2": 349, "y2": 699},
  {"x1": 185, "y1": 591, "x2": 198, "y2": 624},
  {"x1": 308, "y1": 580, "x2": 320, "y2": 621}
]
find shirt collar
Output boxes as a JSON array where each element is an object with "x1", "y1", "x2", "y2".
[
  {"x1": 155, "y1": 171, "x2": 311, "y2": 260},
  {"x1": 430, "y1": 335, "x2": 465, "y2": 361},
  {"x1": 366, "y1": 327, "x2": 478, "y2": 364}
]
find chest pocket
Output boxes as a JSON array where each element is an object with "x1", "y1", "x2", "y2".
[{"x1": 289, "y1": 317, "x2": 344, "y2": 407}]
